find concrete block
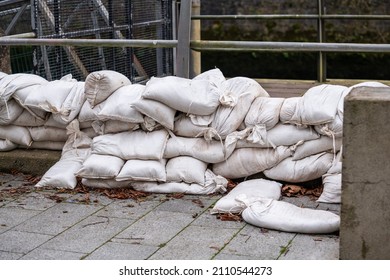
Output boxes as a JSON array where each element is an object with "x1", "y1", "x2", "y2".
[
  {"x1": 85, "y1": 241, "x2": 158, "y2": 260},
  {"x1": 0, "y1": 230, "x2": 53, "y2": 254},
  {"x1": 21, "y1": 248, "x2": 86, "y2": 260},
  {"x1": 341, "y1": 86, "x2": 390, "y2": 259}
]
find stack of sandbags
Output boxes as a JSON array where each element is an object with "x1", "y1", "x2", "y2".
[{"x1": 0, "y1": 72, "x2": 84, "y2": 151}]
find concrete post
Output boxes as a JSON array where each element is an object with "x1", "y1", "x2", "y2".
[
  {"x1": 340, "y1": 86, "x2": 390, "y2": 259},
  {"x1": 190, "y1": 0, "x2": 201, "y2": 78}
]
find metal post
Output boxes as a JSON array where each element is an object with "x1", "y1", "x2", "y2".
[
  {"x1": 190, "y1": 0, "x2": 201, "y2": 78},
  {"x1": 317, "y1": 0, "x2": 326, "y2": 82},
  {"x1": 176, "y1": 0, "x2": 192, "y2": 78}
]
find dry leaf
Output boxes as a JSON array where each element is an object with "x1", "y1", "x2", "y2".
[
  {"x1": 217, "y1": 213, "x2": 242, "y2": 222},
  {"x1": 191, "y1": 198, "x2": 204, "y2": 208}
]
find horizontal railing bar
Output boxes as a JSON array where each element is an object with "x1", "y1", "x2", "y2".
[
  {"x1": 0, "y1": 38, "x2": 178, "y2": 48},
  {"x1": 0, "y1": 0, "x2": 29, "y2": 8},
  {"x1": 191, "y1": 40, "x2": 390, "y2": 53},
  {"x1": 0, "y1": 32, "x2": 36, "y2": 38},
  {"x1": 192, "y1": 14, "x2": 390, "y2": 20},
  {"x1": 40, "y1": 25, "x2": 129, "y2": 39}
]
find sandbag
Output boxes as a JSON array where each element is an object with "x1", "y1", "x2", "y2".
[
  {"x1": 0, "y1": 125, "x2": 32, "y2": 146},
  {"x1": 317, "y1": 153, "x2": 342, "y2": 204},
  {"x1": 210, "y1": 178, "x2": 282, "y2": 214},
  {"x1": 163, "y1": 135, "x2": 231, "y2": 164},
  {"x1": 131, "y1": 97, "x2": 176, "y2": 130},
  {"x1": 23, "y1": 141, "x2": 65, "y2": 151},
  {"x1": 82, "y1": 178, "x2": 132, "y2": 189},
  {"x1": 14, "y1": 110, "x2": 47, "y2": 127},
  {"x1": 78, "y1": 100, "x2": 104, "y2": 123},
  {"x1": 0, "y1": 99, "x2": 24, "y2": 125},
  {"x1": 279, "y1": 97, "x2": 300, "y2": 124},
  {"x1": 173, "y1": 114, "x2": 209, "y2": 138},
  {"x1": 91, "y1": 120, "x2": 139, "y2": 135},
  {"x1": 75, "y1": 154, "x2": 125, "y2": 179},
  {"x1": 292, "y1": 136, "x2": 342, "y2": 161},
  {"x1": 264, "y1": 152, "x2": 334, "y2": 183},
  {"x1": 212, "y1": 146, "x2": 293, "y2": 179},
  {"x1": 84, "y1": 70, "x2": 131, "y2": 107},
  {"x1": 28, "y1": 126, "x2": 68, "y2": 142},
  {"x1": 0, "y1": 139, "x2": 18, "y2": 151},
  {"x1": 91, "y1": 129, "x2": 169, "y2": 160},
  {"x1": 97, "y1": 84, "x2": 144, "y2": 123},
  {"x1": 116, "y1": 159, "x2": 167, "y2": 182},
  {"x1": 142, "y1": 76, "x2": 221, "y2": 115},
  {"x1": 166, "y1": 156, "x2": 208, "y2": 185},
  {"x1": 245, "y1": 97, "x2": 285, "y2": 130},
  {"x1": 192, "y1": 68, "x2": 226, "y2": 88},
  {"x1": 241, "y1": 197, "x2": 340, "y2": 234}
]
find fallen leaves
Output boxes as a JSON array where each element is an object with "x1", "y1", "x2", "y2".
[
  {"x1": 216, "y1": 212, "x2": 242, "y2": 222},
  {"x1": 282, "y1": 184, "x2": 323, "y2": 199}
]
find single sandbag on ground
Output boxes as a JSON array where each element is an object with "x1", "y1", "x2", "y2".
[
  {"x1": 210, "y1": 178, "x2": 282, "y2": 214},
  {"x1": 85, "y1": 70, "x2": 131, "y2": 107},
  {"x1": 116, "y1": 159, "x2": 167, "y2": 182},
  {"x1": 264, "y1": 152, "x2": 334, "y2": 183},
  {"x1": 142, "y1": 76, "x2": 221, "y2": 116},
  {"x1": 212, "y1": 146, "x2": 293, "y2": 179},
  {"x1": 241, "y1": 197, "x2": 340, "y2": 234}
]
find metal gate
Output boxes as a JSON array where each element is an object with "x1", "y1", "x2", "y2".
[{"x1": 32, "y1": 0, "x2": 174, "y2": 82}]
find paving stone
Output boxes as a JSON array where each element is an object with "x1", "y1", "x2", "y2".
[
  {"x1": 0, "y1": 207, "x2": 41, "y2": 234},
  {"x1": 85, "y1": 241, "x2": 158, "y2": 260},
  {"x1": 213, "y1": 253, "x2": 260, "y2": 260},
  {"x1": 41, "y1": 215, "x2": 134, "y2": 254},
  {"x1": 149, "y1": 225, "x2": 240, "y2": 260},
  {"x1": 113, "y1": 210, "x2": 194, "y2": 247},
  {"x1": 155, "y1": 196, "x2": 217, "y2": 215},
  {"x1": 20, "y1": 248, "x2": 86, "y2": 260},
  {"x1": 279, "y1": 234, "x2": 339, "y2": 260},
  {"x1": 0, "y1": 180, "x2": 30, "y2": 189},
  {"x1": 0, "y1": 250, "x2": 24, "y2": 260},
  {"x1": 0, "y1": 230, "x2": 53, "y2": 254},
  {"x1": 192, "y1": 211, "x2": 245, "y2": 229},
  {"x1": 219, "y1": 224, "x2": 296, "y2": 260},
  {"x1": 67, "y1": 192, "x2": 113, "y2": 206},
  {"x1": 95, "y1": 199, "x2": 162, "y2": 220},
  {"x1": 6, "y1": 192, "x2": 58, "y2": 211},
  {"x1": 14, "y1": 203, "x2": 103, "y2": 235}
]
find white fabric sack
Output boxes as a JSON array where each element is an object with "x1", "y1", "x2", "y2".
[
  {"x1": 97, "y1": 84, "x2": 144, "y2": 123},
  {"x1": 173, "y1": 114, "x2": 209, "y2": 138},
  {"x1": 131, "y1": 97, "x2": 176, "y2": 130},
  {"x1": 116, "y1": 159, "x2": 167, "y2": 182},
  {"x1": 142, "y1": 76, "x2": 221, "y2": 116},
  {"x1": 0, "y1": 72, "x2": 7, "y2": 80},
  {"x1": 166, "y1": 156, "x2": 208, "y2": 185},
  {"x1": 264, "y1": 152, "x2": 334, "y2": 183},
  {"x1": 92, "y1": 129, "x2": 169, "y2": 160},
  {"x1": 23, "y1": 141, "x2": 65, "y2": 151},
  {"x1": 245, "y1": 97, "x2": 285, "y2": 130},
  {"x1": 212, "y1": 146, "x2": 293, "y2": 179},
  {"x1": 279, "y1": 97, "x2": 300, "y2": 124},
  {"x1": 0, "y1": 125, "x2": 32, "y2": 146},
  {"x1": 236, "y1": 123, "x2": 320, "y2": 148},
  {"x1": 0, "y1": 139, "x2": 18, "y2": 151},
  {"x1": 241, "y1": 197, "x2": 340, "y2": 234},
  {"x1": 132, "y1": 169, "x2": 228, "y2": 195},
  {"x1": 192, "y1": 68, "x2": 226, "y2": 88},
  {"x1": 283, "y1": 84, "x2": 347, "y2": 125},
  {"x1": 81, "y1": 127, "x2": 99, "y2": 139},
  {"x1": 91, "y1": 120, "x2": 139, "y2": 135},
  {"x1": 76, "y1": 154, "x2": 125, "y2": 179},
  {"x1": 14, "y1": 110, "x2": 47, "y2": 127},
  {"x1": 163, "y1": 136, "x2": 231, "y2": 164},
  {"x1": 28, "y1": 126, "x2": 68, "y2": 142},
  {"x1": 210, "y1": 178, "x2": 282, "y2": 214},
  {"x1": 85, "y1": 70, "x2": 131, "y2": 107},
  {"x1": 292, "y1": 136, "x2": 342, "y2": 161},
  {"x1": 0, "y1": 99, "x2": 24, "y2": 125},
  {"x1": 210, "y1": 77, "x2": 266, "y2": 138},
  {"x1": 317, "y1": 152, "x2": 342, "y2": 203},
  {"x1": 82, "y1": 178, "x2": 132, "y2": 189},
  {"x1": 78, "y1": 100, "x2": 104, "y2": 122}
]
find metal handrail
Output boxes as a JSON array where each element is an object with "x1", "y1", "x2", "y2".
[{"x1": 191, "y1": 14, "x2": 390, "y2": 20}]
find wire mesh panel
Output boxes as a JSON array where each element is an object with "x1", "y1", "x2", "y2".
[{"x1": 32, "y1": 0, "x2": 174, "y2": 82}]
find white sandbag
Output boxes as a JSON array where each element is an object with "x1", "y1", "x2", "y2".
[
  {"x1": 163, "y1": 136, "x2": 230, "y2": 164},
  {"x1": 166, "y1": 156, "x2": 208, "y2": 185},
  {"x1": 116, "y1": 159, "x2": 167, "y2": 182},
  {"x1": 264, "y1": 152, "x2": 334, "y2": 183},
  {"x1": 192, "y1": 68, "x2": 226, "y2": 88},
  {"x1": 84, "y1": 70, "x2": 131, "y2": 107},
  {"x1": 173, "y1": 114, "x2": 209, "y2": 138},
  {"x1": 282, "y1": 84, "x2": 347, "y2": 125},
  {"x1": 24, "y1": 75, "x2": 78, "y2": 113},
  {"x1": 210, "y1": 178, "x2": 282, "y2": 214},
  {"x1": 0, "y1": 99, "x2": 24, "y2": 125},
  {"x1": 0, "y1": 139, "x2": 18, "y2": 151},
  {"x1": 212, "y1": 146, "x2": 292, "y2": 179},
  {"x1": 14, "y1": 110, "x2": 47, "y2": 127},
  {"x1": 23, "y1": 141, "x2": 65, "y2": 151},
  {"x1": 91, "y1": 120, "x2": 139, "y2": 135},
  {"x1": 75, "y1": 154, "x2": 125, "y2": 179},
  {"x1": 317, "y1": 153, "x2": 342, "y2": 204},
  {"x1": 236, "y1": 123, "x2": 320, "y2": 148},
  {"x1": 142, "y1": 76, "x2": 221, "y2": 115},
  {"x1": 97, "y1": 84, "x2": 144, "y2": 123},
  {"x1": 292, "y1": 136, "x2": 342, "y2": 161},
  {"x1": 45, "y1": 115, "x2": 68, "y2": 129},
  {"x1": 245, "y1": 97, "x2": 285, "y2": 130},
  {"x1": 82, "y1": 178, "x2": 132, "y2": 189},
  {"x1": 0, "y1": 72, "x2": 7, "y2": 80},
  {"x1": 140, "y1": 116, "x2": 163, "y2": 132},
  {"x1": 92, "y1": 129, "x2": 169, "y2": 160},
  {"x1": 241, "y1": 197, "x2": 340, "y2": 234},
  {"x1": 279, "y1": 97, "x2": 300, "y2": 124},
  {"x1": 28, "y1": 126, "x2": 68, "y2": 142},
  {"x1": 132, "y1": 170, "x2": 228, "y2": 195},
  {"x1": 131, "y1": 97, "x2": 176, "y2": 130},
  {"x1": 210, "y1": 77, "x2": 266, "y2": 138},
  {"x1": 78, "y1": 100, "x2": 104, "y2": 122},
  {"x1": 81, "y1": 127, "x2": 99, "y2": 139},
  {"x1": 0, "y1": 125, "x2": 32, "y2": 146}
]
